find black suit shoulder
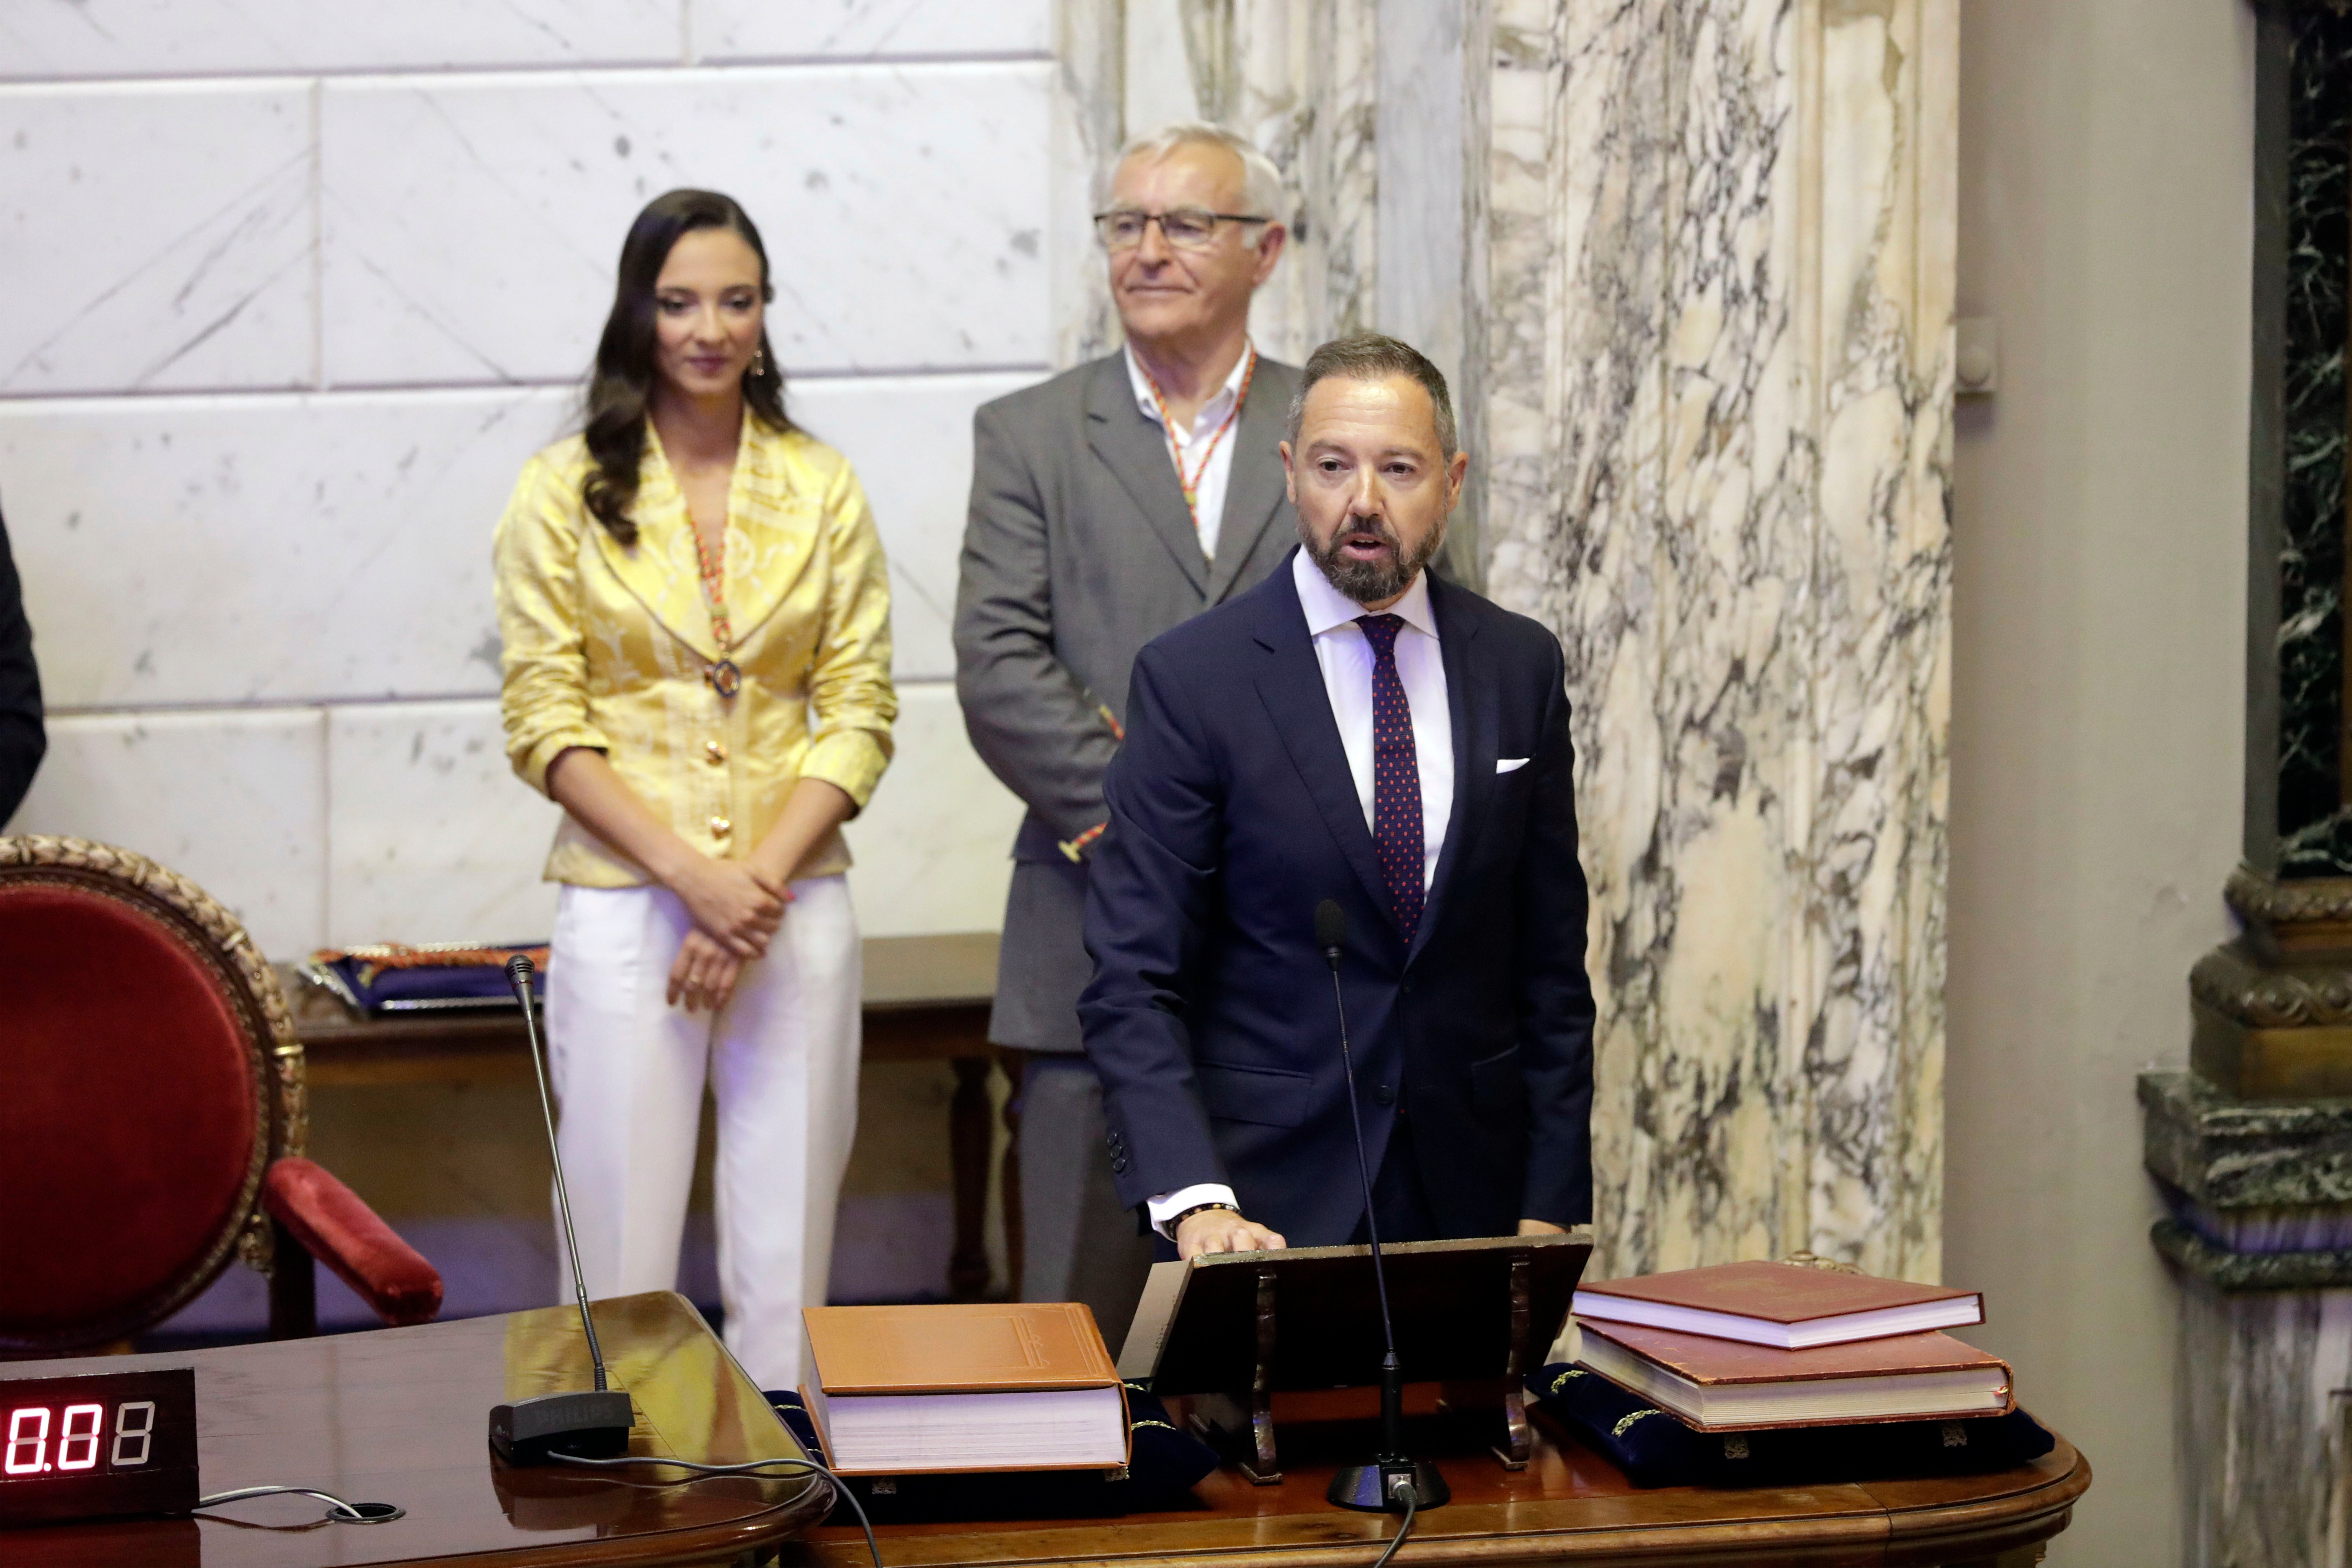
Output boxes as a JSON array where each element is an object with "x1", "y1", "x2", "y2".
[
  {"x1": 1131, "y1": 552, "x2": 1298, "y2": 669},
  {"x1": 1430, "y1": 572, "x2": 1568, "y2": 678}
]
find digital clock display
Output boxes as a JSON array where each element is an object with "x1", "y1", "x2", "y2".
[{"x1": 0, "y1": 1368, "x2": 198, "y2": 1527}]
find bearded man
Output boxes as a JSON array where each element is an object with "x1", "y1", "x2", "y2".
[{"x1": 1078, "y1": 333, "x2": 1596, "y2": 1259}]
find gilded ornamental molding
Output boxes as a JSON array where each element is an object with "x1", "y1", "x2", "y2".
[
  {"x1": 2223, "y1": 863, "x2": 2352, "y2": 930},
  {"x1": 2191, "y1": 941, "x2": 2352, "y2": 1027}
]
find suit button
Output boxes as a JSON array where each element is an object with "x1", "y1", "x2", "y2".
[
  {"x1": 1401, "y1": 980, "x2": 1414, "y2": 995},
  {"x1": 1111, "y1": 1155, "x2": 1129, "y2": 1174},
  {"x1": 709, "y1": 816, "x2": 731, "y2": 839},
  {"x1": 1374, "y1": 1084, "x2": 1395, "y2": 1106},
  {"x1": 705, "y1": 739, "x2": 727, "y2": 764}
]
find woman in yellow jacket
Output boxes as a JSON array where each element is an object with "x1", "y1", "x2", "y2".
[{"x1": 494, "y1": 189, "x2": 894, "y2": 1390}]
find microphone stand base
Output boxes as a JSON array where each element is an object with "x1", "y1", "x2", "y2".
[
  {"x1": 1327, "y1": 1458, "x2": 1450, "y2": 1513},
  {"x1": 489, "y1": 1391, "x2": 635, "y2": 1466}
]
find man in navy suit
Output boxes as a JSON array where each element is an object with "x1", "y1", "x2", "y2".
[{"x1": 1078, "y1": 333, "x2": 1595, "y2": 1260}]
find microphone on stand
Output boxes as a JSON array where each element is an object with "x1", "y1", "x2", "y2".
[
  {"x1": 1315, "y1": 900, "x2": 1449, "y2": 1515},
  {"x1": 488, "y1": 954, "x2": 635, "y2": 1465}
]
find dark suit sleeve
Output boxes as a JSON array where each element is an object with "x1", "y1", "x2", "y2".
[
  {"x1": 0, "y1": 506, "x2": 46, "y2": 826},
  {"x1": 1077, "y1": 642, "x2": 1228, "y2": 1206},
  {"x1": 1514, "y1": 641, "x2": 1595, "y2": 1226},
  {"x1": 953, "y1": 399, "x2": 1121, "y2": 845}
]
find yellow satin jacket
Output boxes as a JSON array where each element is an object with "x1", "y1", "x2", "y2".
[{"x1": 494, "y1": 414, "x2": 896, "y2": 888}]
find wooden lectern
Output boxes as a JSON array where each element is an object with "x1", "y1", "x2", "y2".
[{"x1": 1115, "y1": 1233, "x2": 1591, "y2": 1484}]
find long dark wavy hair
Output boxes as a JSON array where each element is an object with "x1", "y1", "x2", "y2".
[{"x1": 581, "y1": 189, "x2": 793, "y2": 545}]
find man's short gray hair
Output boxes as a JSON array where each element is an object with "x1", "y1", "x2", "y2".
[
  {"x1": 1287, "y1": 334, "x2": 1460, "y2": 460},
  {"x1": 1097, "y1": 122, "x2": 1287, "y2": 247}
]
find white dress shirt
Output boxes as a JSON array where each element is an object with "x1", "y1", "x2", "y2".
[
  {"x1": 1125, "y1": 341, "x2": 1253, "y2": 561},
  {"x1": 1147, "y1": 550, "x2": 1456, "y2": 1238}
]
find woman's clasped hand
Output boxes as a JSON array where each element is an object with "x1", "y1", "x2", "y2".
[{"x1": 667, "y1": 858, "x2": 791, "y2": 1012}]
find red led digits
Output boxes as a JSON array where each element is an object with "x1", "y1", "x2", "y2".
[
  {"x1": 4, "y1": 1408, "x2": 48, "y2": 1475},
  {"x1": 56, "y1": 1407, "x2": 103, "y2": 1472}
]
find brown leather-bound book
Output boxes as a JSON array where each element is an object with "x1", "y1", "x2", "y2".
[
  {"x1": 1572, "y1": 1260, "x2": 1983, "y2": 1348},
  {"x1": 799, "y1": 1304, "x2": 1130, "y2": 1475},
  {"x1": 1576, "y1": 1321, "x2": 2015, "y2": 1432}
]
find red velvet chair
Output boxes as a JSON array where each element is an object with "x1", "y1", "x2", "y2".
[{"x1": 0, "y1": 835, "x2": 442, "y2": 1355}]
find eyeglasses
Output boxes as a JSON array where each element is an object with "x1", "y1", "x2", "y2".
[{"x1": 1093, "y1": 208, "x2": 1272, "y2": 251}]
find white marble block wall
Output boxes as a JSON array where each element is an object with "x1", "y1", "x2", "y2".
[
  {"x1": 1477, "y1": 0, "x2": 1957, "y2": 1282},
  {"x1": 0, "y1": 4, "x2": 1051, "y2": 957}
]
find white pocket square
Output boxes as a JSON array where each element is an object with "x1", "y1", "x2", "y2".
[{"x1": 1496, "y1": 757, "x2": 1530, "y2": 774}]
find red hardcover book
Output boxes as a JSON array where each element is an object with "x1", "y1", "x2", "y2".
[
  {"x1": 1572, "y1": 1260, "x2": 1983, "y2": 1348},
  {"x1": 1575, "y1": 1320, "x2": 2015, "y2": 1432}
]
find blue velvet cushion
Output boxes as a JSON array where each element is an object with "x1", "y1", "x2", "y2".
[
  {"x1": 765, "y1": 1382, "x2": 1219, "y2": 1521},
  {"x1": 1528, "y1": 1362, "x2": 2056, "y2": 1489},
  {"x1": 306, "y1": 945, "x2": 546, "y2": 1013}
]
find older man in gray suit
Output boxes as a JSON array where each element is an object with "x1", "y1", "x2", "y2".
[{"x1": 955, "y1": 123, "x2": 1303, "y2": 1334}]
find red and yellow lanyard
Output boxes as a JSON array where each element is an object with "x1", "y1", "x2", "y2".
[{"x1": 1141, "y1": 346, "x2": 1258, "y2": 539}]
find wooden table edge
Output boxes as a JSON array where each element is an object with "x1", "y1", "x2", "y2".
[
  {"x1": 1867, "y1": 1442, "x2": 2092, "y2": 1563},
  {"x1": 791, "y1": 1509, "x2": 1897, "y2": 1568},
  {"x1": 324, "y1": 1485, "x2": 834, "y2": 1568},
  {"x1": 788, "y1": 1447, "x2": 2092, "y2": 1568}
]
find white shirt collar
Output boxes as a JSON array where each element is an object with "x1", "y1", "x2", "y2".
[
  {"x1": 1125, "y1": 340, "x2": 1253, "y2": 439},
  {"x1": 1290, "y1": 546, "x2": 1440, "y2": 641}
]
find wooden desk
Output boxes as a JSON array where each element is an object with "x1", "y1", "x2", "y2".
[
  {"x1": 281, "y1": 934, "x2": 1016, "y2": 1299},
  {"x1": 784, "y1": 1405, "x2": 2088, "y2": 1568},
  {"x1": 0, "y1": 1291, "x2": 830, "y2": 1567}
]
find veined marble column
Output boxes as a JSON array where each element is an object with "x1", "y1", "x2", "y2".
[{"x1": 1476, "y1": 0, "x2": 1958, "y2": 1282}]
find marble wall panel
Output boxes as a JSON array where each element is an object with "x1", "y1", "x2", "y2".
[
  {"x1": 1478, "y1": 0, "x2": 1955, "y2": 1282},
  {"x1": 841, "y1": 681, "x2": 1023, "y2": 937},
  {"x1": 325, "y1": 700, "x2": 563, "y2": 948},
  {"x1": 2, "y1": 373, "x2": 1031, "y2": 715},
  {"x1": 0, "y1": 388, "x2": 573, "y2": 708},
  {"x1": 692, "y1": 0, "x2": 1051, "y2": 62},
  {"x1": 318, "y1": 65, "x2": 1054, "y2": 386},
  {"x1": 0, "y1": 81, "x2": 313, "y2": 396},
  {"x1": 0, "y1": 1, "x2": 681, "y2": 79},
  {"x1": 6, "y1": 708, "x2": 327, "y2": 959},
  {"x1": 1375, "y1": 0, "x2": 1469, "y2": 394},
  {"x1": 793, "y1": 370, "x2": 1045, "y2": 683}
]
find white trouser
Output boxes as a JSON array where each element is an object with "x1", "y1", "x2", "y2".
[{"x1": 545, "y1": 876, "x2": 859, "y2": 1391}]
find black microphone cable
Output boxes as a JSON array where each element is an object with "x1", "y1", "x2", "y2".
[
  {"x1": 193, "y1": 1484, "x2": 404, "y2": 1524},
  {"x1": 1370, "y1": 1483, "x2": 1419, "y2": 1568},
  {"x1": 553, "y1": 1451, "x2": 882, "y2": 1568}
]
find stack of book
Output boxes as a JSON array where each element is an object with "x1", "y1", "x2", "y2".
[{"x1": 1568, "y1": 1260, "x2": 2007, "y2": 1431}]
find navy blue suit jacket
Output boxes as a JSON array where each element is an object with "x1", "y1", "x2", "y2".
[{"x1": 1077, "y1": 554, "x2": 1595, "y2": 1246}]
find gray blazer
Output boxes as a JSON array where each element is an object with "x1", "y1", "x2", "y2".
[{"x1": 954, "y1": 350, "x2": 1303, "y2": 1053}]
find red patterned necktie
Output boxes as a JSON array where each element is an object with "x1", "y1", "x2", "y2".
[{"x1": 1354, "y1": 614, "x2": 1424, "y2": 937}]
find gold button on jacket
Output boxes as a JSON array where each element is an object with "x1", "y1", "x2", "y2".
[{"x1": 494, "y1": 415, "x2": 897, "y2": 888}]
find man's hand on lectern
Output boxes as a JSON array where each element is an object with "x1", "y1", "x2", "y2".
[
  {"x1": 1517, "y1": 1218, "x2": 1568, "y2": 1236},
  {"x1": 1177, "y1": 1208, "x2": 1288, "y2": 1260}
]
